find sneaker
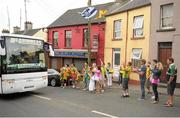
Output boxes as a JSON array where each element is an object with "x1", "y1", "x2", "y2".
[
  {"x1": 138, "y1": 98, "x2": 145, "y2": 101},
  {"x1": 101, "y1": 90, "x2": 105, "y2": 93},
  {"x1": 151, "y1": 96, "x2": 155, "y2": 99},
  {"x1": 83, "y1": 88, "x2": 87, "y2": 91},
  {"x1": 151, "y1": 101, "x2": 158, "y2": 104}
]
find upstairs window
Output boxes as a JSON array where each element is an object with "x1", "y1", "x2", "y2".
[
  {"x1": 114, "y1": 20, "x2": 121, "y2": 39},
  {"x1": 65, "y1": 30, "x2": 72, "y2": 48},
  {"x1": 133, "y1": 16, "x2": 144, "y2": 37},
  {"x1": 83, "y1": 29, "x2": 88, "y2": 48},
  {"x1": 161, "y1": 4, "x2": 173, "y2": 29},
  {"x1": 53, "y1": 32, "x2": 58, "y2": 48}
]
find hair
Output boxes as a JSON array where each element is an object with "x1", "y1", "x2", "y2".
[
  {"x1": 128, "y1": 61, "x2": 132, "y2": 66},
  {"x1": 66, "y1": 64, "x2": 69, "y2": 67},
  {"x1": 168, "y1": 57, "x2": 174, "y2": 63},
  {"x1": 147, "y1": 61, "x2": 151, "y2": 65},
  {"x1": 157, "y1": 62, "x2": 163, "y2": 70},
  {"x1": 153, "y1": 59, "x2": 158, "y2": 64},
  {"x1": 97, "y1": 65, "x2": 101, "y2": 72},
  {"x1": 108, "y1": 62, "x2": 111, "y2": 66},
  {"x1": 141, "y1": 59, "x2": 146, "y2": 65}
]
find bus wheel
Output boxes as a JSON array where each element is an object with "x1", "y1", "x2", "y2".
[{"x1": 51, "y1": 78, "x2": 56, "y2": 87}]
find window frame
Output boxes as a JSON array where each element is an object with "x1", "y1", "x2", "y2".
[
  {"x1": 113, "y1": 48, "x2": 121, "y2": 66},
  {"x1": 133, "y1": 15, "x2": 144, "y2": 38},
  {"x1": 65, "y1": 30, "x2": 72, "y2": 48},
  {"x1": 52, "y1": 31, "x2": 58, "y2": 48},
  {"x1": 83, "y1": 28, "x2": 88, "y2": 48},
  {"x1": 113, "y1": 20, "x2": 122, "y2": 40},
  {"x1": 160, "y1": 3, "x2": 174, "y2": 29},
  {"x1": 131, "y1": 48, "x2": 142, "y2": 68}
]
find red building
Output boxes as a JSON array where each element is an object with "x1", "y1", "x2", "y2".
[{"x1": 47, "y1": 3, "x2": 113, "y2": 71}]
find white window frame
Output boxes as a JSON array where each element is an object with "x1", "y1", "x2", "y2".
[
  {"x1": 131, "y1": 48, "x2": 142, "y2": 67},
  {"x1": 133, "y1": 16, "x2": 144, "y2": 38},
  {"x1": 161, "y1": 3, "x2": 173, "y2": 29},
  {"x1": 114, "y1": 20, "x2": 122, "y2": 39}
]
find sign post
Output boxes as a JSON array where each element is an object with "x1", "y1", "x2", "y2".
[{"x1": 87, "y1": 0, "x2": 92, "y2": 66}]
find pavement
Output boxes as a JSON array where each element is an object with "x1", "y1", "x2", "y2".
[{"x1": 0, "y1": 83, "x2": 180, "y2": 117}]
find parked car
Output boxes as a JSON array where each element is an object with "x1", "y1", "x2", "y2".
[{"x1": 48, "y1": 69, "x2": 61, "y2": 87}]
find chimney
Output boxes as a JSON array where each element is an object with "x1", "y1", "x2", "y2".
[
  {"x1": 2, "y1": 29, "x2": 10, "y2": 33},
  {"x1": 13, "y1": 26, "x2": 20, "y2": 33},
  {"x1": 24, "y1": 21, "x2": 33, "y2": 30}
]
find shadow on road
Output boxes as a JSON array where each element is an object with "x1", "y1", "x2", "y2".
[{"x1": 0, "y1": 92, "x2": 33, "y2": 101}]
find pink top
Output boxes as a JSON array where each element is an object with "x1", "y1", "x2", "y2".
[
  {"x1": 96, "y1": 70, "x2": 102, "y2": 79},
  {"x1": 150, "y1": 77, "x2": 160, "y2": 84}
]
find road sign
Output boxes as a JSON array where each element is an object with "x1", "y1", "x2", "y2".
[{"x1": 80, "y1": 7, "x2": 98, "y2": 19}]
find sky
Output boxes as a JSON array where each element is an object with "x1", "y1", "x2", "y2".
[{"x1": 0, "y1": 0, "x2": 114, "y2": 32}]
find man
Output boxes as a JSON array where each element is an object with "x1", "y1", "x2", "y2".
[
  {"x1": 164, "y1": 58, "x2": 177, "y2": 107},
  {"x1": 136, "y1": 59, "x2": 147, "y2": 100}
]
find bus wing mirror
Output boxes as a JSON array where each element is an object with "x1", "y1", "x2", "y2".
[
  {"x1": 49, "y1": 45, "x2": 54, "y2": 56},
  {"x1": 0, "y1": 39, "x2": 5, "y2": 56}
]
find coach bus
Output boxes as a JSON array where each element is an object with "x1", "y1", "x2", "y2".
[{"x1": 0, "y1": 33, "x2": 48, "y2": 94}]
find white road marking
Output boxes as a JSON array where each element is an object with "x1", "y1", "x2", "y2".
[
  {"x1": 92, "y1": 110, "x2": 119, "y2": 118},
  {"x1": 32, "y1": 95, "x2": 51, "y2": 101}
]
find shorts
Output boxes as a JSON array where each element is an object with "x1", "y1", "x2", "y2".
[
  {"x1": 167, "y1": 81, "x2": 176, "y2": 96},
  {"x1": 145, "y1": 79, "x2": 151, "y2": 88},
  {"x1": 122, "y1": 78, "x2": 129, "y2": 90}
]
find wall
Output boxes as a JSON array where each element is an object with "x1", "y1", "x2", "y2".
[
  {"x1": 48, "y1": 23, "x2": 105, "y2": 65},
  {"x1": 104, "y1": 5, "x2": 151, "y2": 81},
  {"x1": 150, "y1": 0, "x2": 180, "y2": 83},
  {"x1": 34, "y1": 29, "x2": 48, "y2": 42}
]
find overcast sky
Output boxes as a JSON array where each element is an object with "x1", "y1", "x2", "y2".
[{"x1": 0, "y1": 0, "x2": 114, "y2": 32}]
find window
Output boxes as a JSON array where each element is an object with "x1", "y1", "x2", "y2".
[
  {"x1": 65, "y1": 30, "x2": 72, "y2": 48},
  {"x1": 53, "y1": 32, "x2": 58, "y2": 48},
  {"x1": 114, "y1": 20, "x2": 121, "y2": 39},
  {"x1": 131, "y1": 48, "x2": 142, "y2": 67},
  {"x1": 161, "y1": 4, "x2": 173, "y2": 28},
  {"x1": 83, "y1": 29, "x2": 88, "y2": 48},
  {"x1": 133, "y1": 16, "x2": 144, "y2": 37},
  {"x1": 113, "y1": 48, "x2": 120, "y2": 66}
]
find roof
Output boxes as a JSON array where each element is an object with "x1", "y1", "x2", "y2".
[
  {"x1": 48, "y1": 2, "x2": 114, "y2": 28},
  {"x1": 106, "y1": 0, "x2": 151, "y2": 16},
  {"x1": 14, "y1": 28, "x2": 40, "y2": 36}
]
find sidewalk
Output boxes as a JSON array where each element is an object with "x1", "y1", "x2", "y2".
[{"x1": 111, "y1": 82, "x2": 180, "y2": 97}]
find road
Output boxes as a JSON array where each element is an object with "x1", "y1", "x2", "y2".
[{"x1": 0, "y1": 85, "x2": 180, "y2": 117}]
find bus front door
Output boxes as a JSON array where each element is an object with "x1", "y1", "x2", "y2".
[{"x1": 0, "y1": 37, "x2": 5, "y2": 94}]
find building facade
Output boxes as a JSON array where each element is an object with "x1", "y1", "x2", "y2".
[
  {"x1": 150, "y1": 0, "x2": 180, "y2": 84},
  {"x1": 104, "y1": 0, "x2": 151, "y2": 81},
  {"x1": 47, "y1": 3, "x2": 113, "y2": 71}
]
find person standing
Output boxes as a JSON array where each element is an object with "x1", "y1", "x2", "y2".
[
  {"x1": 164, "y1": 58, "x2": 177, "y2": 107},
  {"x1": 83, "y1": 62, "x2": 90, "y2": 91},
  {"x1": 151, "y1": 62, "x2": 163, "y2": 104},
  {"x1": 100, "y1": 62, "x2": 106, "y2": 92},
  {"x1": 121, "y1": 62, "x2": 132, "y2": 98},
  {"x1": 136, "y1": 59, "x2": 147, "y2": 100},
  {"x1": 106, "y1": 62, "x2": 113, "y2": 87},
  {"x1": 146, "y1": 61, "x2": 152, "y2": 94},
  {"x1": 70, "y1": 63, "x2": 78, "y2": 88}
]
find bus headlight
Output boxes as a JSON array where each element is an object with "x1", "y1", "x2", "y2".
[
  {"x1": 3, "y1": 79, "x2": 15, "y2": 84},
  {"x1": 42, "y1": 76, "x2": 47, "y2": 80}
]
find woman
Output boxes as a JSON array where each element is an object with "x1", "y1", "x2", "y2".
[{"x1": 151, "y1": 62, "x2": 163, "y2": 104}]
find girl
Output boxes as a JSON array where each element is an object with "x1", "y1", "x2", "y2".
[
  {"x1": 83, "y1": 62, "x2": 90, "y2": 91},
  {"x1": 70, "y1": 63, "x2": 78, "y2": 88},
  {"x1": 89, "y1": 67, "x2": 95, "y2": 92},
  {"x1": 146, "y1": 61, "x2": 152, "y2": 94},
  {"x1": 95, "y1": 66, "x2": 103, "y2": 94},
  {"x1": 151, "y1": 62, "x2": 163, "y2": 104}
]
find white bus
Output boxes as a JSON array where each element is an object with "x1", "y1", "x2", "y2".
[{"x1": 0, "y1": 33, "x2": 48, "y2": 94}]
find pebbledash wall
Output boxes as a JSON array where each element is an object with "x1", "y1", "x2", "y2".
[
  {"x1": 48, "y1": 23, "x2": 105, "y2": 71},
  {"x1": 150, "y1": 0, "x2": 180, "y2": 84}
]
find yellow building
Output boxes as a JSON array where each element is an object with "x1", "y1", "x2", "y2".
[{"x1": 104, "y1": 0, "x2": 151, "y2": 82}]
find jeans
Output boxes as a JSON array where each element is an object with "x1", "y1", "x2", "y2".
[
  {"x1": 140, "y1": 79, "x2": 146, "y2": 99},
  {"x1": 152, "y1": 83, "x2": 159, "y2": 101}
]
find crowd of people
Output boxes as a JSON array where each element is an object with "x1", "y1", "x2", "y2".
[{"x1": 59, "y1": 57, "x2": 177, "y2": 107}]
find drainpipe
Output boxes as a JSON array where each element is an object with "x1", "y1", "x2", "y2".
[{"x1": 125, "y1": 11, "x2": 129, "y2": 64}]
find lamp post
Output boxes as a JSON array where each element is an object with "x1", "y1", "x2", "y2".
[{"x1": 87, "y1": 0, "x2": 92, "y2": 66}]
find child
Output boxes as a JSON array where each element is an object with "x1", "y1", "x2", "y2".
[
  {"x1": 70, "y1": 63, "x2": 78, "y2": 88},
  {"x1": 95, "y1": 66, "x2": 103, "y2": 94},
  {"x1": 106, "y1": 62, "x2": 113, "y2": 87},
  {"x1": 121, "y1": 62, "x2": 132, "y2": 97},
  {"x1": 83, "y1": 62, "x2": 90, "y2": 90},
  {"x1": 146, "y1": 61, "x2": 152, "y2": 94},
  {"x1": 89, "y1": 67, "x2": 95, "y2": 92}
]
